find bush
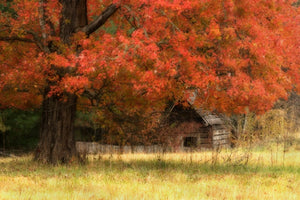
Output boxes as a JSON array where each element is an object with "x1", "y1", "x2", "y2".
[{"x1": 0, "y1": 109, "x2": 40, "y2": 151}]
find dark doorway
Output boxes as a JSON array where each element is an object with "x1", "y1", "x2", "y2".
[{"x1": 183, "y1": 137, "x2": 197, "y2": 147}]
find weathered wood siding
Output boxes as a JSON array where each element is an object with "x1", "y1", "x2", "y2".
[
  {"x1": 181, "y1": 125, "x2": 230, "y2": 149},
  {"x1": 212, "y1": 125, "x2": 230, "y2": 148},
  {"x1": 195, "y1": 127, "x2": 213, "y2": 148}
]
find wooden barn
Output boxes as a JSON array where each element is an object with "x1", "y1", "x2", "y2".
[
  {"x1": 164, "y1": 89, "x2": 232, "y2": 150},
  {"x1": 165, "y1": 104, "x2": 231, "y2": 150},
  {"x1": 75, "y1": 90, "x2": 232, "y2": 154},
  {"x1": 75, "y1": 104, "x2": 232, "y2": 154}
]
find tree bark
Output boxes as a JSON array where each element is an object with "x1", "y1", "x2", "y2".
[
  {"x1": 35, "y1": 95, "x2": 77, "y2": 164},
  {"x1": 34, "y1": 0, "x2": 118, "y2": 164}
]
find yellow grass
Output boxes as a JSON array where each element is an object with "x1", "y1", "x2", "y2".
[{"x1": 0, "y1": 145, "x2": 299, "y2": 200}]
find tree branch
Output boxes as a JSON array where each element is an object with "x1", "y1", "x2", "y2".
[
  {"x1": 0, "y1": 24, "x2": 48, "y2": 52},
  {"x1": 38, "y1": 0, "x2": 47, "y2": 40},
  {"x1": 0, "y1": 34, "x2": 47, "y2": 52},
  {"x1": 79, "y1": 4, "x2": 119, "y2": 35},
  {"x1": 24, "y1": 29, "x2": 50, "y2": 53},
  {"x1": 0, "y1": 36, "x2": 35, "y2": 43}
]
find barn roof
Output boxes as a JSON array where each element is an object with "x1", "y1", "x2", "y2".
[
  {"x1": 187, "y1": 91, "x2": 225, "y2": 126},
  {"x1": 195, "y1": 109, "x2": 224, "y2": 126}
]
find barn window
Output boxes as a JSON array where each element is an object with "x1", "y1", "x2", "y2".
[{"x1": 183, "y1": 137, "x2": 197, "y2": 147}]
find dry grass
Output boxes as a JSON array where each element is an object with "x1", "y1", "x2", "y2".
[{"x1": 0, "y1": 144, "x2": 299, "y2": 200}]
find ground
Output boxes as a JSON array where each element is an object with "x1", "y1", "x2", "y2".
[{"x1": 0, "y1": 144, "x2": 299, "y2": 200}]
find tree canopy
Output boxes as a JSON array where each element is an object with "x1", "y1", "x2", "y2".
[
  {"x1": 1, "y1": 0, "x2": 299, "y2": 113},
  {"x1": 0, "y1": 0, "x2": 299, "y2": 163}
]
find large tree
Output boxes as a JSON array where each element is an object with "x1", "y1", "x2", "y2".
[{"x1": 0, "y1": 0, "x2": 299, "y2": 164}]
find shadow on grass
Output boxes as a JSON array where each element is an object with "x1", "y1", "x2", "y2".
[
  {"x1": 1, "y1": 155, "x2": 299, "y2": 179},
  {"x1": 100, "y1": 158, "x2": 299, "y2": 176}
]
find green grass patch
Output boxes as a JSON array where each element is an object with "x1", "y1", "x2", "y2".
[{"x1": 0, "y1": 148, "x2": 299, "y2": 200}]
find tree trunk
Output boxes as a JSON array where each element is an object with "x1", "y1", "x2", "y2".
[
  {"x1": 34, "y1": 0, "x2": 118, "y2": 164},
  {"x1": 35, "y1": 95, "x2": 77, "y2": 164},
  {"x1": 34, "y1": 0, "x2": 87, "y2": 164}
]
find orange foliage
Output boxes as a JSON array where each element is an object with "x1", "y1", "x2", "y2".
[{"x1": 0, "y1": 0, "x2": 299, "y2": 115}]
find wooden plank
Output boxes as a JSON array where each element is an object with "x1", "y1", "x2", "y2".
[
  {"x1": 213, "y1": 133, "x2": 229, "y2": 137},
  {"x1": 190, "y1": 131, "x2": 210, "y2": 137},
  {"x1": 200, "y1": 138, "x2": 212, "y2": 144},
  {"x1": 213, "y1": 134, "x2": 229, "y2": 140},
  {"x1": 213, "y1": 134, "x2": 228, "y2": 139},
  {"x1": 199, "y1": 133, "x2": 209, "y2": 138},
  {"x1": 214, "y1": 138, "x2": 229, "y2": 142},
  {"x1": 213, "y1": 129, "x2": 230, "y2": 136},
  {"x1": 213, "y1": 139, "x2": 229, "y2": 145},
  {"x1": 212, "y1": 125, "x2": 227, "y2": 130},
  {"x1": 204, "y1": 114, "x2": 217, "y2": 119},
  {"x1": 205, "y1": 118, "x2": 224, "y2": 125},
  {"x1": 196, "y1": 110, "x2": 225, "y2": 125},
  {"x1": 213, "y1": 138, "x2": 228, "y2": 142},
  {"x1": 198, "y1": 127, "x2": 211, "y2": 132},
  {"x1": 199, "y1": 136, "x2": 210, "y2": 139}
]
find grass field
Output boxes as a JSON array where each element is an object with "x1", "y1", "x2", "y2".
[{"x1": 0, "y1": 144, "x2": 299, "y2": 200}]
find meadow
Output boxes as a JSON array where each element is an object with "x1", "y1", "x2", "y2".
[{"x1": 0, "y1": 144, "x2": 299, "y2": 200}]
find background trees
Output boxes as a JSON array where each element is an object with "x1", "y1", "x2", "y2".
[
  {"x1": 0, "y1": 0, "x2": 299, "y2": 164},
  {"x1": 0, "y1": 109, "x2": 40, "y2": 152}
]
